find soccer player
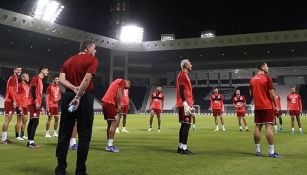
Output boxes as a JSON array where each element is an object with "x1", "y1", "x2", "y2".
[
  {"x1": 45, "y1": 75, "x2": 61, "y2": 138},
  {"x1": 15, "y1": 73, "x2": 30, "y2": 140},
  {"x1": 101, "y1": 79, "x2": 131, "y2": 153},
  {"x1": 210, "y1": 88, "x2": 226, "y2": 131},
  {"x1": 27, "y1": 67, "x2": 49, "y2": 148},
  {"x1": 148, "y1": 86, "x2": 164, "y2": 132},
  {"x1": 273, "y1": 89, "x2": 283, "y2": 132},
  {"x1": 176, "y1": 59, "x2": 194, "y2": 154},
  {"x1": 233, "y1": 89, "x2": 248, "y2": 132},
  {"x1": 55, "y1": 40, "x2": 98, "y2": 175},
  {"x1": 1, "y1": 66, "x2": 21, "y2": 144},
  {"x1": 287, "y1": 87, "x2": 303, "y2": 134},
  {"x1": 250, "y1": 62, "x2": 281, "y2": 158},
  {"x1": 116, "y1": 81, "x2": 131, "y2": 133}
]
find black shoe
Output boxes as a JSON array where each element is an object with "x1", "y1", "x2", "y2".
[
  {"x1": 177, "y1": 147, "x2": 182, "y2": 153},
  {"x1": 180, "y1": 149, "x2": 192, "y2": 154}
]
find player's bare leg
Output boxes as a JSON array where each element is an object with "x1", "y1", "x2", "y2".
[
  {"x1": 265, "y1": 124, "x2": 278, "y2": 156},
  {"x1": 1, "y1": 114, "x2": 13, "y2": 144},
  {"x1": 214, "y1": 117, "x2": 219, "y2": 131},
  {"x1": 157, "y1": 115, "x2": 161, "y2": 132},
  {"x1": 53, "y1": 115, "x2": 59, "y2": 137},
  {"x1": 296, "y1": 116, "x2": 303, "y2": 134},
  {"x1": 69, "y1": 124, "x2": 78, "y2": 150},
  {"x1": 242, "y1": 117, "x2": 248, "y2": 131},
  {"x1": 106, "y1": 120, "x2": 119, "y2": 152},
  {"x1": 192, "y1": 115, "x2": 196, "y2": 131},
  {"x1": 15, "y1": 115, "x2": 23, "y2": 140},
  {"x1": 148, "y1": 110, "x2": 154, "y2": 131},
  {"x1": 220, "y1": 116, "x2": 226, "y2": 131},
  {"x1": 21, "y1": 114, "x2": 28, "y2": 139},
  {"x1": 115, "y1": 114, "x2": 122, "y2": 133},
  {"x1": 45, "y1": 116, "x2": 52, "y2": 137},
  {"x1": 291, "y1": 116, "x2": 295, "y2": 134},
  {"x1": 122, "y1": 114, "x2": 128, "y2": 133},
  {"x1": 254, "y1": 124, "x2": 262, "y2": 155},
  {"x1": 238, "y1": 117, "x2": 243, "y2": 131}
]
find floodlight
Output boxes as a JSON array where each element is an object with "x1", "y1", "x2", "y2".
[
  {"x1": 120, "y1": 25, "x2": 144, "y2": 43},
  {"x1": 201, "y1": 31, "x2": 215, "y2": 38},
  {"x1": 33, "y1": 0, "x2": 64, "y2": 23}
]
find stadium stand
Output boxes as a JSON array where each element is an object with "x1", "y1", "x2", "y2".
[
  {"x1": 130, "y1": 86, "x2": 147, "y2": 111},
  {"x1": 193, "y1": 87, "x2": 212, "y2": 112}
]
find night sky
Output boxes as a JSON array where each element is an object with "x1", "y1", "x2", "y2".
[{"x1": 1, "y1": 0, "x2": 307, "y2": 41}]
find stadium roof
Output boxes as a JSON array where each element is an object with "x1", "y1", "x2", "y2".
[{"x1": 1, "y1": 0, "x2": 307, "y2": 41}]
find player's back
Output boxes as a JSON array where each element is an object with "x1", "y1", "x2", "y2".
[{"x1": 250, "y1": 74, "x2": 273, "y2": 109}]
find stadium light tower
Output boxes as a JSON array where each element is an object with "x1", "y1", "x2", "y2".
[
  {"x1": 33, "y1": 0, "x2": 64, "y2": 23},
  {"x1": 119, "y1": 25, "x2": 144, "y2": 43}
]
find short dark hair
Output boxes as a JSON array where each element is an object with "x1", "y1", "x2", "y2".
[
  {"x1": 53, "y1": 74, "x2": 59, "y2": 79},
  {"x1": 257, "y1": 62, "x2": 266, "y2": 70},
  {"x1": 38, "y1": 66, "x2": 48, "y2": 74},
  {"x1": 80, "y1": 40, "x2": 95, "y2": 52}
]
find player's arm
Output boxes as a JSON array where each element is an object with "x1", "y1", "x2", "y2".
[
  {"x1": 70, "y1": 73, "x2": 93, "y2": 108},
  {"x1": 8, "y1": 83, "x2": 18, "y2": 108},
  {"x1": 287, "y1": 96, "x2": 290, "y2": 112},
  {"x1": 59, "y1": 73, "x2": 79, "y2": 93},
  {"x1": 269, "y1": 90, "x2": 278, "y2": 111},
  {"x1": 221, "y1": 96, "x2": 224, "y2": 112},
  {"x1": 45, "y1": 86, "x2": 50, "y2": 111},
  {"x1": 30, "y1": 82, "x2": 40, "y2": 109},
  {"x1": 116, "y1": 87, "x2": 123, "y2": 113},
  {"x1": 149, "y1": 93, "x2": 153, "y2": 110}
]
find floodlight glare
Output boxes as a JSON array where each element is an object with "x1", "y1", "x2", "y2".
[
  {"x1": 33, "y1": 0, "x2": 64, "y2": 23},
  {"x1": 201, "y1": 31, "x2": 215, "y2": 38},
  {"x1": 120, "y1": 25, "x2": 144, "y2": 43}
]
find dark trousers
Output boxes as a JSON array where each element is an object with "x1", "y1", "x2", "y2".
[{"x1": 55, "y1": 91, "x2": 94, "y2": 175}]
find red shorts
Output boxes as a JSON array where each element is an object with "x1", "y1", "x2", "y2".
[
  {"x1": 121, "y1": 105, "x2": 129, "y2": 114},
  {"x1": 254, "y1": 109, "x2": 274, "y2": 124},
  {"x1": 27, "y1": 104, "x2": 41, "y2": 118},
  {"x1": 4, "y1": 101, "x2": 16, "y2": 115},
  {"x1": 102, "y1": 102, "x2": 118, "y2": 121},
  {"x1": 151, "y1": 108, "x2": 161, "y2": 115},
  {"x1": 236, "y1": 111, "x2": 246, "y2": 117},
  {"x1": 178, "y1": 107, "x2": 191, "y2": 124},
  {"x1": 212, "y1": 109, "x2": 223, "y2": 117},
  {"x1": 48, "y1": 107, "x2": 59, "y2": 116},
  {"x1": 289, "y1": 110, "x2": 300, "y2": 117},
  {"x1": 275, "y1": 111, "x2": 282, "y2": 117},
  {"x1": 17, "y1": 107, "x2": 29, "y2": 116}
]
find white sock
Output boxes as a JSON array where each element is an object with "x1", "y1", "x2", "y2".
[
  {"x1": 178, "y1": 143, "x2": 183, "y2": 149},
  {"x1": 2, "y1": 132, "x2": 7, "y2": 141},
  {"x1": 268, "y1": 145, "x2": 274, "y2": 154},
  {"x1": 245, "y1": 126, "x2": 248, "y2": 129},
  {"x1": 46, "y1": 130, "x2": 49, "y2": 134},
  {"x1": 107, "y1": 139, "x2": 113, "y2": 147},
  {"x1": 239, "y1": 126, "x2": 243, "y2": 130},
  {"x1": 29, "y1": 140, "x2": 34, "y2": 144},
  {"x1": 256, "y1": 144, "x2": 261, "y2": 153},
  {"x1": 123, "y1": 127, "x2": 126, "y2": 130},
  {"x1": 193, "y1": 124, "x2": 195, "y2": 128},
  {"x1": 182, "y1": 144, "x2": 187, "y2": 150},
  {"x1": 292, "y1": 128, "x2": 295, "y2": 132},
  {"x1": 54, "y1": 130, "x2": 57, "y2": 134},
  {"x1": 216, "y1": 125, "x2": 219, "y2": 129},
  {"x1": 70, "y1": 138, "x2": 76, "y2": 146},
  {"x1": 222, "y1": 125, "x2": 225, "y2": 129},
  {"x1": 299, "y1": 128, "x2": 302, "y2": 132},
  {"x1": 274, "y1": 125, "x2": 277, "y2": 130}
]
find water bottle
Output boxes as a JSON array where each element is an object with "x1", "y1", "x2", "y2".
[{"x1": 68, "y1": 104, "x2": 76, "y2": 113}]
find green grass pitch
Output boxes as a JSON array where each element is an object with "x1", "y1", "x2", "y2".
[{"x1": 0, "y1": 114, "x2": 306, "y2": 175}]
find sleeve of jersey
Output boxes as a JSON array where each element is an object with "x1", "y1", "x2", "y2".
[
  {"x1": 266, "y1": 76, "x2": 273, "y2": 90},
  {"x1": 86, "y1": 58, "x2": 98, "y2": 75}
]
